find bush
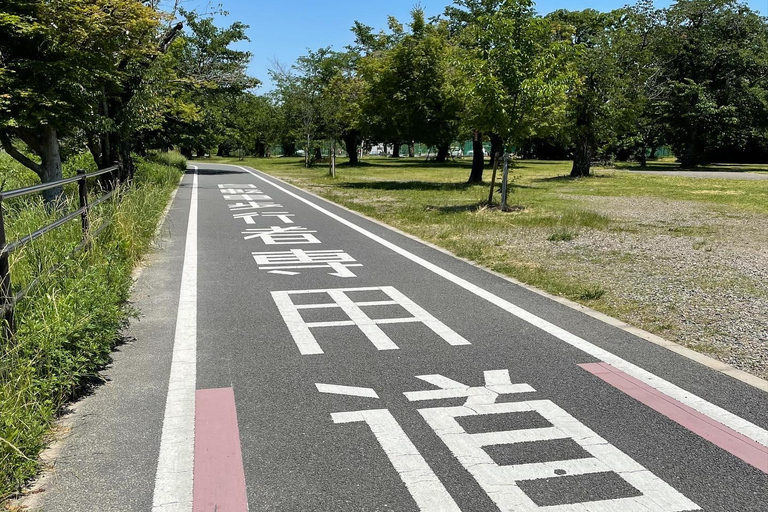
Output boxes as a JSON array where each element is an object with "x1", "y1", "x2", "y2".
[
  {"x1": 0, "y1": 154, "x2": 183, "y2": 500},
  {"x1": 146, "y1": 150, "x2": 188, "y2": 172}
]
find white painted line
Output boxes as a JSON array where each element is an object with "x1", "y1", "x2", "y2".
[
  {"x1": 332, "y1": 409, "x2": 461, "y2": 511},
  {"x1": 418, "y1": 399, "x2": 700, "y2": 511},
  {"x1": 237, "y1": 165, "x2": 768, "y2": 449},
  {"x1": 271, "y1": 291, "x2": 323, "y2": 355},
  {"x1": 327, "y1": 289, "x2": 399, "y2": 351},
  {"x1": 152, "y1": 168, "x2": 198, "y2": 511},
  {"x1": 316, "y1": 383, "x2": 380, "y2": 398},
  {"x1": 379, "y1": 286, "x2": 471, "y2": 346}
]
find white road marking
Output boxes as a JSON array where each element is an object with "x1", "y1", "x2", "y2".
[
  {"x1": 236, "y1": 165, "x2": 768, "y2": 449},
  {"x1": 152, "y1": 168, "x2": 198, "y2": 512},
  {"x1": 253, "y1": 249, "x2": 361, "y2": 277},
  {"x1": 405, "y1": 370, "x2": 535, "y2": 405},
  {"x1": 419, "y1": 400, "x2": 700, "y2": 511},
  {"x1": 316, "y1": 383, "x2": 380, "y2": 398},
  {"x1": 271, "y1": 286, "x2": 470, "y2": 355},
  {"x1": 243, "y1": 226, "x2": 321, "y2": 244},
  {"x1": 228, "y1": 201, "x2": 284, "y2": 210},
  {"x1": 223, "y1": 194, "x2": 272, "y2": 201},
  {"x1": 332, "y1": 409, "x2": 461, "y2": 512}
]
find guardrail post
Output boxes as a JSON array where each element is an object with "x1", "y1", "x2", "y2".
[
  {"x1": 112, "y1": 161, "x2": 120, "y2": 191},
  {"x1": 77, "y1": 169, "x2": 89, "y2": 241},
  {"x1": 0, "y1": 195, "x2": 14, "y2": 337}
]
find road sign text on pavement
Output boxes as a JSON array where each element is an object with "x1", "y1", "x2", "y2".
[
  {"x1": 271, "y1": 286, "x2": 471, "y2": 355},
  {"x1": 253, "y1": 249, "x2": 362, "y2": 277},
  {"x1": 323, "y1": 370, "x2": 700, "y2": 512}
]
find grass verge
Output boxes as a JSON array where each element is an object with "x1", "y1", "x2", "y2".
[{"x1": 0, "y1": 151, "x2": 185, "y2": 500}]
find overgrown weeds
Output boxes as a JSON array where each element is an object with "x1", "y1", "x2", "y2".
[{"x1": 0, "y1": 152, "x2": 184, "y2": 500}]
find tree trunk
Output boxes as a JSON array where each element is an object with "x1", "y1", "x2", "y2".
[
  {"x1": 117, "y1": 137, "x2": 135, "y2": 182},
  {"x1": 196, "y1": 148, "x2": 206, "y2": 158},
  {"x1": 489, "y1": 133, "x2": 503, "y2": 169},
  {"x1": 435, "y1": 143, "x2": 450, "y2": 163},
  {"x1": 255, "y1": 142, "x2": 266, "y2": 158},
  {"x1": 467, "y1": 131, "x2": 484, "y2": 184},
  {"x1": 1, "y1": 125, "x2": 64, "y2": 203},
  {"x1": 408, "y1": 141, "x2": 415, "y2": 157},
  {"x1": 313, "y1": 145, "x2": 322, "y2": 163},
  {"x1": 343, "y1": 131, "x2": 359, "y2": 165},
  {"x1": 570, "y1": 138, "x2": 593, "y2": 177},
  {"x1": 34, "y1": 126, "x2": 64, "y2": 202},
  {"x1": 639, "y1": 143, "x2": 648, "y2": 167},
  {"x1": 392, "y1": 142, "x2": 401, "y2": 158}
]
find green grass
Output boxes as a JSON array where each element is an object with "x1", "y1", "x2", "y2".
[{"x1": 0, "y1": 152, "x2": 184, "y2": 500}]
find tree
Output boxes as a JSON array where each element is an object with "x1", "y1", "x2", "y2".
[
  {"x1": 358, "y1": 9, "x2": 463, "y2": 163},
  {"x1": 446, "y1": 0, "x2": 571, "y2": 183},
  {"x1": 0, "y1": 0, "x2": 163, "y2": 200},
  {"x1": 657, "y1": 0, "x2": 768, "y2": 167},
  {"x1": 548, "y1": 8, "x2": 637, "y2": 177},
  {"x1": 166, "y1": 10, "x2": 258, "y2": 158},
  {"x1": 228, "y1": 94, "x2": 280, "y2": 157}
]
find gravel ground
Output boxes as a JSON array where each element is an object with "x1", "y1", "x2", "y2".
[{"x1": 491, "y1": 195, "x2": 768, "y2": 379}]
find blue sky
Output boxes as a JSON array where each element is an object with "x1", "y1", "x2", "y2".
[{"x1": 181, "y1": 0, "x2": 766, "y2": 91}]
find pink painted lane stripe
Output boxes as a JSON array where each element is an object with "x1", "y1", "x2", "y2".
[
  {"x1": 579, "y1": 362, "x2": 768, "y2": 473},
  {"x1": 193, "y1": 388, "x2": 249, "y2": 512}
]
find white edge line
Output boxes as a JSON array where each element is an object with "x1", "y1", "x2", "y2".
[
  {"x1": 152, "y1": 166, "x2": 198, "y2": 511},
  {"x1": 222, "y1": 163, "x2": 768, "y2": 448}
]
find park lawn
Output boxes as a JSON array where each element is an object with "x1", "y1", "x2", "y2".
[{"x1": 206, "y1": 156, "x2": 768, "y2": 377}]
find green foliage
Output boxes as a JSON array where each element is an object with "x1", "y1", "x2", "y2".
[
  {"x1": 657, "y1": 0, "x2": 768, "y2": 167},
  {"x1": 447, "y1": 0, "x2": 572, "y2": 143},
  {"x1": 0, "y1": 155, "x2": 183, "y2": 499},
  {"x1": 145, "y1": 150, "x2": 188, "y2": 172},
  {"x1": 548, "y1": 230, "x2": 575, "y2": 242}
]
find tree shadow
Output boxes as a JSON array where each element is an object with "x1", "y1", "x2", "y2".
[
  {"x1": 339, "y1": 181, "x2": 477, "y2": 192},
  {"x1": 532, "y1": 174, "x2": 615, "y2": 183},
  {"x1": 192, "y1": 168, "x2": 245, "y2": 175},
  {"x1": 425, "y1": 201, "x2": 490, "y2": 213}
]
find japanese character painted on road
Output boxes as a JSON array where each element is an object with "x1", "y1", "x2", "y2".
[
  {"x1": 228, "y1": 202, "x2": 285, "y2": 211},
  {"x1": 271, "y1": 286, "x2": 470, "y2": 355},
  {"x1": 218, "y1": 184, "x2": 272, "y2": 201},
  {"x1": 242, "y1": 226, "x2": 321, "y2": 245},
  {"x1": 218, "y1": 184, "x2": 264, "y2": 194},
  {"x1": 253, "y1": 249, "x2": 361, "y2": 277},
  {"x1": 316, "y1": 370, "x2": 700, "y2": 512},
  {"x1": 234, "y1": 212, "x2": 295, "y2": 225}
]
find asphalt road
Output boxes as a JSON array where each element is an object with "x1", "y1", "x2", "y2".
[{"x1": 37, "y1": 163, "x2": 768, "y2": 512}]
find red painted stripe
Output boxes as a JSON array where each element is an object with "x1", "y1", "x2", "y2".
[
  {"x1": 193, "y1": 388, "x2": 249, "y2": 512},
  {"x1": 579, "y1": 362, "x2": 768, "y2": 474}
]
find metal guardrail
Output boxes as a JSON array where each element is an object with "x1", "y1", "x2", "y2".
[{"x1": 0, "y1": 165, "x2": 120, "y2": 334}]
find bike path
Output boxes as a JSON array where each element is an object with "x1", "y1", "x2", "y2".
[{"x1": 39, "y1": 163, "x2": 768, "y2": 511}]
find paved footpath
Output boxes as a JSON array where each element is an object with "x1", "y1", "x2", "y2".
[{"x1": 36, "y1": 164, "x2": 768, "y2": 511}]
